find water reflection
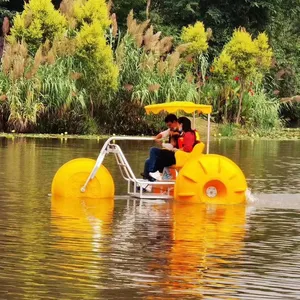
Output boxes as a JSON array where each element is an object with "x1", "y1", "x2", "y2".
[
  {"x1": 115, "y1": 200, "x2": 246, "y2": 299},
  {"x1": 1, "y1": 137, "x2": 300, "y2": 299},
  {"x1": 49, "y1": 197, "x2": 114, "y2": 298},
  {"x1": 166, "y1": 203, "x2": 246, "y2": 298},
  {"x1": 51, "y1": 197, "x2": 114, "y2": 252}
]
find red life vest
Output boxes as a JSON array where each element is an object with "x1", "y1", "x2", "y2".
[
  {"x1": 178, "y1": 136, "x2": 184, "y2": 148},
  {"x1": 178, "y1": 130, "x2": 200, "y2": 149}
]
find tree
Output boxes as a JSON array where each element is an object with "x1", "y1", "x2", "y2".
[
  {"x1": 181, "y1": 21, "x2": 208, "y2": 55},
  {"x1": 8, "y1": 0, "x2": 67, "y2": 53},
  {"x1": 60, "y1": 0, "x2": 118, "y2": 109},
  {"x1": 72, "y1": 0, "x2": 110, "y2": 29},
  {"x1": 213, "y1": 28, "x2": 273, "y2": 124},
  {"x1": 112, "y1": 0, "x2": 149, "y2": 26}
]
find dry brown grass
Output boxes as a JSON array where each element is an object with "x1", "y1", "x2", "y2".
[
  {"x1": 2, "y1": 42, "x2": 29, "y2": 80},
  {"x1": 111, "y1": 13, "x2": 118, "y2": 37},
  {"x1": 127, "y1": 10, "x2": 150, "y2": 47}
]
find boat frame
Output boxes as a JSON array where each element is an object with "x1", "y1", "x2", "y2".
[{"x1": 80, "y1": 136, "x2": 178, "y2": 199}]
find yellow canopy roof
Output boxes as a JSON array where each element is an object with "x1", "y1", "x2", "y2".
[{"x1": 145, "y1": 101, "x2": 212, "y2": 115}]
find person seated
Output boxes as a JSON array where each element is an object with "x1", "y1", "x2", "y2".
[
  {"x1": 154, "y1": 135, "x2": 180, "y2": 180},
  {"x1": 154, "y1": 114, "x2": 180, "y2": 142},
  {"x1": 141, "y1": 114, "x2": 180, "y2": 181},
  {"x1": 143, "y1": 117, "x2": 198, "y2": 182},
  {"x1": 162, "y1": 135, "x2": 179, "y2": 151},
  {"x1": 176, "y1": 116, "x2": 199, "y2": 152}
]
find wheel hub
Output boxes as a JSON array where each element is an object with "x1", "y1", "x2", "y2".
[{"x1": 206, "y1": 186, "x2": 218, "y2": 198}]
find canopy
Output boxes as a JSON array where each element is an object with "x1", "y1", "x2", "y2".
[{"x1": 145, "y1": 101, "x2": 212, "y2": 115}]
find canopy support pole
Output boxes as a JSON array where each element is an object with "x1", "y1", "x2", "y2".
[
  {"x1": 207, "y1": 114, "x2": 210, "y2": 154},
  {"x1": 193, "y1": 111, "x2": 196, "y2": 129}
]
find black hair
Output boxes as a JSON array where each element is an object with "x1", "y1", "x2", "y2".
[
  {"x1": 178, "y1": 117, "x2": 192, "y2": 133},
  {"x1": 170, "y1": 134, "x2": 179, "y2": 148},
  {"x1": 164, "y1": 114, "x2": 177, "y2": 123}
]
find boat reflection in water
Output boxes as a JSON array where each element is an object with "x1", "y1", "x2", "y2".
[
  {"x1": 51, "y1": 196, "x2": 246, "y2": 298},
  {"x1": 51, "y1": 196, "x2": 114, "y2": 252},
  {"x1": 144, "y1": 201, "x2": 246, "y2": 299},
  {"x1": 50, "y1": 197, "x2": 114, "y2": 297}
]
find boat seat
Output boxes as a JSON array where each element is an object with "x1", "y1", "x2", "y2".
[{"x1": 173, "y1": 142, "x2": 205, "y2": 169}]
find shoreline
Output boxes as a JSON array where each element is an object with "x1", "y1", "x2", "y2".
[
  {"x1": 0, "y1": 132, "x2": 108, "y2": 140},
  {"x1": 215, "y1": 128, "x2": 300, "y2": 141},
  {"x1": 0, "y1": 130, "x2": 299, "y2": 141}
]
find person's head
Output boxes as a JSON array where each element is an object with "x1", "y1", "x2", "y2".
[
  {"x1": 178, "y1": 116, "x2": 192, "y2": 133},
  {"x1": 170, "y1": 135, "x2": 179, "y2": 148},
  {"x1": 164, "y1": 114, "x2": 178, "y2": 129}
]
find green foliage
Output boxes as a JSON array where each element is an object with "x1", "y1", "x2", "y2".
[
  {"x1": 262, "y1": 3, "x2": 300, "y2": 127},
  {"x1": 9, "y1": 0, "x2": 67, "y2": 53},
  {"x1": 111, "y1": 0, "x2": 148, "y2": 27},
  {"x1": 1, "y1": 0, "x2": 120, "y2": 134},
  {"x1": 0, "y1": 0, "x2": 15, "y2": 23},
  {"x1": 6, "y1": 78, "x2": 44, "y2": 132},
  {"x1": 132, "y1": 72, "x2": 199, "y2": 104},
  {"x1": 218, "y1": 123, "x2": 239, "y2": 137},
  {"x1": 212, "y1": 51, "x2": 235, "y2": 81},
  {"x1": 75, "y1": 20, "x2": 119, "y2": 95},
  {"x1": 112, "y1": 0, "x2": 274, "y2": 53},
  {"x1": 97, "y1": 100, "x2": 163, "y2": 135},
  {"x1": 212, "y1": 28, "x2": 273, "y2": 123},
  {"x1": 280, "y1": 102, "x2": 300, "y2": 127},
  {"x1": 213, "y1": 29, "x2": 272, "y2": 81},
  {"x1": 73, "y1": 0, "x2": 110, "y2": 29},
  {"x1": 243, "y1": 89, "x2": 281, "y2": 130},
  {"x1": 223, "y1": 29, "x2": 258, "y2": 79},
  {"x1": 62, "y1": 0, "x2": 119, "y2": 109},
  {"x1": 181, "y1": 21, "x2": 208, "y2": 55},
  {"x1": 115, "y1": 35, "x2": 143, "y2": 88},
  {"x1": 1, "y1": 0, "x2": 298, "y2": 135},
  {"x1": 37, "y1": 56, "x2": 86, "y2": 113},
  {"x1": 254, "y1": 33, "x2": 273, "y2": 71}
]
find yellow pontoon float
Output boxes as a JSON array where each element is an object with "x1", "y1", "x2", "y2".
[{"x1": 52, "y1": 101, "x2": 247, "y2": 204}]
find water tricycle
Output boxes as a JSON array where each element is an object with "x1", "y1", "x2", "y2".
[{"x1": 51, "y1": 101, "x2": 248, "y2": 204}]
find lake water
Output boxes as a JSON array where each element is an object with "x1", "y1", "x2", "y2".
[{"x1": 0, "y1": 137, "x2": 300, "y2": 299}]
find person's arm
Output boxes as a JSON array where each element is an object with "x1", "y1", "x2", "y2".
[
  {"x1": 155, "y1": 128, "x2": 169, "y2": 140},
  {"x1": 182, "y1": 132, "x2": 195, "y2": 152},
  {"x1": 162, "y1": 143, "x2": 174, "y2": 150}
]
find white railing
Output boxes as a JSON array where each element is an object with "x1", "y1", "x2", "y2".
[{"x1": 80, "y1": 136, "x2": 175, "y2": 199}]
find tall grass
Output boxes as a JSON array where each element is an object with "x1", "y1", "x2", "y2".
[
  {"x1": 0, "y1": 41, "x2": 87, "y2": 133},
  {"x1": 243, "y1": 89, "x2": 282, "y2": 129},
  {"x1": 38, "y1": 57, "x2": 86, "y2": 113},
  {"x1": 115, "y1": 15, "x2": 199, "y2": 106}
]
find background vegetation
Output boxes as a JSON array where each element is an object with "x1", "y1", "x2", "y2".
[{"x1": 0, "y1": 0, "x2": 299, "y2": 135}]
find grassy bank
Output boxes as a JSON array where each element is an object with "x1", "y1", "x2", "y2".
[
  {"x1": 0, "y1": 132, "x2": 108, "y2": 140},
  {"x1": 1, "y1": 123, "x2": 299, "y2": 141},
  {"x1": 215, "y1": 124, "x2": 300, "y2": 140}
]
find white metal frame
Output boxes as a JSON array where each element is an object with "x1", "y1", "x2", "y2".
[
  {"x1": 207, "y1": 113, "x2": 210, "y2": 154},
  {"x1": 80, "y1": 136, "x2": 176, "y2": 199}
]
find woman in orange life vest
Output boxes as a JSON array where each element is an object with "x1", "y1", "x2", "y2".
[{"x1": 147, "y1": 117, "x2": 198, "y2": 181}]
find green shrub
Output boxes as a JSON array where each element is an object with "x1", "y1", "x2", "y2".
[{"x1": 9, "y1": 0, "x2": 67, "y2": 53}]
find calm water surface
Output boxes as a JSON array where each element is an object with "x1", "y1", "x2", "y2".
[{"x1": 0, "y1": 137, "x2": 300, "y2": 299}]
